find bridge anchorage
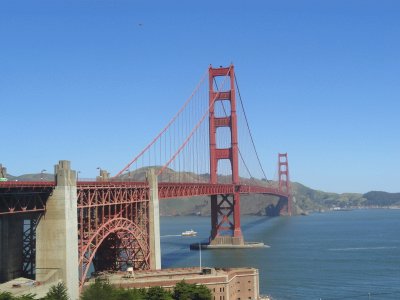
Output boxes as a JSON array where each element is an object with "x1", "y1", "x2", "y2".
[{"x1": 0, "y1": 64, "x2": 291, "y2": 297}]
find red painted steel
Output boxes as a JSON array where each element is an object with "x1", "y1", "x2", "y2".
[
  {"x1": 208, "y1": 65, "x2": 243, "y2": 241},
  {"x1": 114, "y1": 70, "x2": 209, "y2": 178},
  {"x1": 278, "y1": 153, "x2": 292, "y2": 216},
  {"x1": 0, "y1": 181, "x2": 288, "y2": 214},
  {"x1": 0, "y1": 179, "x2": 290, "y2": 288},
  {"x1": 0, "y1": 183, "x2": 53, "y2": 215},
  {"x1": 0, "y1": 64, "x2": 292, "y2": 288},
  {"x1": 77, "y1": 183, "x2": 150, "y2": 288}
]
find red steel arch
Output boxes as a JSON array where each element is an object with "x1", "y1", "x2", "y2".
[
  {"x1": 77, "y1": 184, "x2": 150, "y2": 288},
  {"x1": 79, "y1": 217, "x2": 150, "y2": 288}
]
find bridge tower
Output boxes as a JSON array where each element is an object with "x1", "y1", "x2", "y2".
[
  {"x1": 208, "y1": 65, "x2": 243, "y2": 245},
  {"x1": 278, "y1": 153, "x2": 292, "y2": 216}
]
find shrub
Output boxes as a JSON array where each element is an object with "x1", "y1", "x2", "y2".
[{"x1": 44, "y1": 282, "x2": 69, "y2": 300}]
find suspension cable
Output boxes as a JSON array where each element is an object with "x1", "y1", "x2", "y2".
[
  {"x1": 113, "y1": 69, "x2": 208, "y2": 178},
  {"x1": 212, "y1": 77, "x2": 254, "y2": 179},
  {"x1": 158, "y1": 66, "x2": 232, "y2": 176},
  {"x1": 234, "y1": 74, "x2": 269, "y2": 182}
]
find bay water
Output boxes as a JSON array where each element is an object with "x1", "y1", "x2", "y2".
[{"x1": 160, "y1": 209, "x2": 400, "y2": 299}]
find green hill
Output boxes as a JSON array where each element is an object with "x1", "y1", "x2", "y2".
[{"x1": 363, "y1": 191, "x2": 400, "y2": 207}]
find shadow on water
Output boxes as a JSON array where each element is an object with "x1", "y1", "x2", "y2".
[
  {"x1": 162, "y1": 211, "x2": 400, "y2": 298},
  {"x1": 161, "y1": 215, "x2": 292, "y2": 268},
  {"x1": 161, "y1": 238, "x2": 206, "y2": 248},
  {"x1": 241, "y1": 215, "x2": 275, "y2": 231}
]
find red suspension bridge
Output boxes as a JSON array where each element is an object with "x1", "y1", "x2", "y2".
[{"x1": 0, "y1": 65, "x2": 291, "y2": 296}]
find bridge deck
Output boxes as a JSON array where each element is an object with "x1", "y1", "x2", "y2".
[{"x1": 0, "y1": 181, "x2": 288, "y2": 215}]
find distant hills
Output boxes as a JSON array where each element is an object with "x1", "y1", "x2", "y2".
[
  {"x1": 291, "y1": 182, "x2": 400, "y2": 213},
  {"x1": 6, "y1": 173, "x2": 55, "y2": 182},
  {"x1": 4, "y1": 170, "x2": 400, "y2": 216}
]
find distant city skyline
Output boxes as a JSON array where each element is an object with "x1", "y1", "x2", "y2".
[{"x1": 1, "y1": 1, "x2": 399, "y2": 193}]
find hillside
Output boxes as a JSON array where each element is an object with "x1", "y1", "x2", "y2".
[{"x1": 3, "y1": 170, "x2": 400, "y2": 215}]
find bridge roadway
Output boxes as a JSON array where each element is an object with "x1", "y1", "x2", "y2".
[{"x1": 0, "y1": 181, "x2": 288, "y2": 215}]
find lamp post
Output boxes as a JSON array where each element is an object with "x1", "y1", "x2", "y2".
[
  {"x1": 125, "y1": 169, "x2": 129, "y2": 182},
  {"x1": 199, "y1": 242, "x2": 202, "y2": 272},
  {"x1": 40, "y1": 169, "x2": 46, "y2": 181},
  {"x1": 97, "y1": 167, "x2": 102, "y2": 181},
  {"x1": 125, "y1": 169, "x2": 131, "y2": 181},
  {"x1": 77, "y1": 171, "x2": 81, "y2": 182}
]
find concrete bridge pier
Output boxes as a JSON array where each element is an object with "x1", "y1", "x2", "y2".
[
  {"x1": 0, "y1": 163, "x2": 7, "y2": 178},
  {"x1": 147, "y1": 169, "x2": 161, "y2": 270},
  {"x1": 35, "y1": 160, "x2": 79, "y2": 300},
  {"x1": 0, "y1": 215, "x2": 24, "y2": 282}
]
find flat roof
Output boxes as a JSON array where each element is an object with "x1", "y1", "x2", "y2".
[
  {"x1": 0, "y1": 277, "x2": 55, "y2": 298},
  {"x1": 84, "y1": 266, "x2": 258, "y2": 289}
]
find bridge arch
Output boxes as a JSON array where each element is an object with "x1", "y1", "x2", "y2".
[{"x1": 79, "y1": 217, "x2": 150, "y2": 288}]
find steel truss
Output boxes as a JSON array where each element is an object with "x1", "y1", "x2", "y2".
[
  {"x1": 0, "y1": 186, "x2": 53, "y2": 215},
  {"x1": 210, "y1": 194, "x2": 234, "y2": 238},
  {"x1": 77, "y1": 185, "x2": 150, "y2": 288},
  {"x1": 22, "y1": 216, "x2": 41, "y2": 279}
]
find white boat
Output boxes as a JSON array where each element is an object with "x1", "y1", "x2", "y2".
[{"x1": 181, "y1": 229, "x2": 197, "y2": 237}]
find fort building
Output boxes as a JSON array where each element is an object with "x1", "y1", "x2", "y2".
[{"x1": 85, "y1": 266, "x2": 260, "y2": 300}]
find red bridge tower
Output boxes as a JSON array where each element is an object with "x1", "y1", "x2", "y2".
[
  {"x1": 278, "y1": 153, "x2": 292, "y2": 216},
  {"x1": 208, "y1": 65, "x2": 243, "y2": 245}
]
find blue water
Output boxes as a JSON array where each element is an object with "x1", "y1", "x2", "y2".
[{"x1": 160, "y1": 209, "x2": 400, "y2": 299}]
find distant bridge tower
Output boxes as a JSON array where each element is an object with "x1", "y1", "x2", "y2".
[
  {"x1": 208, "y1": 65, "x2": 243, "y2": 245},
  {"x1": 278, "y1": 153, "x2": 292, "y2": 216}
]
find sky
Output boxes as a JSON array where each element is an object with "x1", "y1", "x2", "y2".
[{"x1": 0, "y1": 0, "x2": 399, "y2": 193}]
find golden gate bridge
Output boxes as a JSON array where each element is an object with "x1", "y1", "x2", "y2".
[{"x1": 0, "y1": 65, "x2": 291, "y2": 297}]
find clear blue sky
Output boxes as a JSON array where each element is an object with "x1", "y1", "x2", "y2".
[{"x1": 1, "y1": 0, "x2": 399, "y2": 193}]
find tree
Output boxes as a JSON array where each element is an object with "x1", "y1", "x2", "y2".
[
  {"x1": 80, "y1": 280, "x2": 117, "y2": 300},
  {"x1": 145, "y1": 286, "x2": 173, "y2": 300},
  {"x1": 0, "y1": 292, "x2": 36, "y2": 300},
  {"x1": 0, "y1": 292, "x2": 14, "y2": 300},
  {"x1": 80, "y1": 279, "x2": 210, "y2": 300},
  {"x1": 173, "y1": 281, "x2": 211, "y2": 300},
  {"x1": 173, "y1": 281, "x2": 192, "y2": 300},
  {"x1": 191, "y1": 285, "x2": 212, "y2": 300},
  {"x1": 44, "y1": 282, "x2": 69, "y2": 300},
  {"x1": 15, "y1": 295, "x2": 36, "y2": 300},
  {"x1": 114, "y1": 288, "x2": 146, "y2": 300}
]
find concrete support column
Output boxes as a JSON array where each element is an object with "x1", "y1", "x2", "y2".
[
  {"x1": 0, "y1": 215, "x2": 23, "y2": 282},
  {"x1": 96, "y1": 169, "x2": 110, "y2": 181},
  {"x1": 147, "y1": 169, "x2": 161, "y2": 270},
  {"x1": 0, "y1": 163, "x2": 7, "y2": 178},
  {"x1": 36, "y1": 160, "x2": 79, "y2": 300}
]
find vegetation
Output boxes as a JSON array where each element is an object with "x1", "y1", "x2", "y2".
[
  {"x1": 80, "y1": 279, "x2": 211, "y2": 300},
  {"x1": 0, "y1": 283, "x2": 68, "y2": 300},
  {"x1": 173, "y1": 281, "x2": 212, "y2": 300},
  {"x1": 43, "y1": 282, "x2": 69, "y2": 300},
  {"x1": 0, "y1": 280, "x2": 211, "y2": 300},
  {"x1": 363, "y1": 191, "x2": 400, "y2": 207},
  {"x1": 0, "y1": 292, "x2": 36, "y2": 300}
]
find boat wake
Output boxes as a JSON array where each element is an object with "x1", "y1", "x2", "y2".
[
  {"x1": 328, "y1": 246, "x2": 397, "y2": 251},
  {"x1": 161, "y1": 234, "x2": 181, "y2": 238}
]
